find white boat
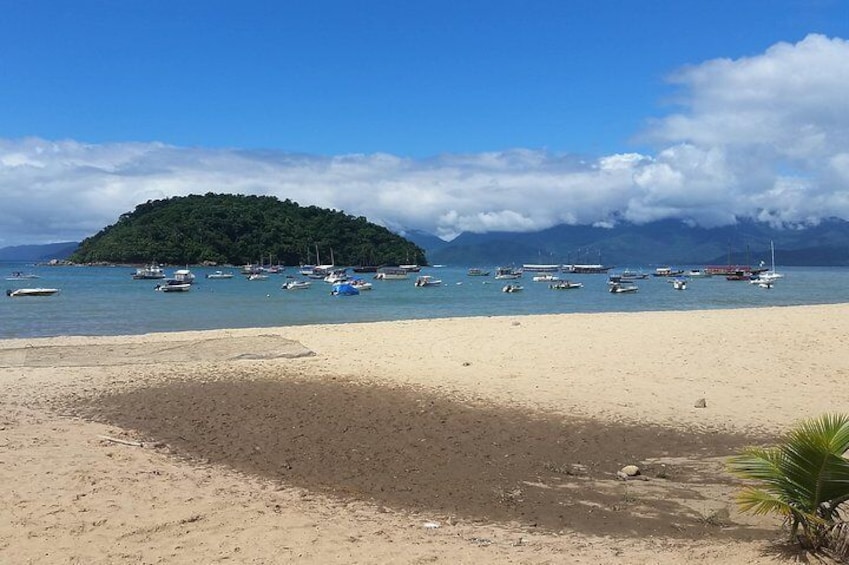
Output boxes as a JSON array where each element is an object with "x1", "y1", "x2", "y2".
[
  {"x1": 532, "y1": 273, "x2": 560, "y2": 282},
  {"x1": 374, "y1": 267, "x2": 408, "y2": 280},
  {"x1": 172, "y1": 268, "x2": 195, "y2": 284},
  {"x1": 502, "y1": 283, "x2": 524, "y2": 293},
  {"x1": 349, "y1": 278, "x2": 373, "y2": 291},
  {"x1": 5, "y1": 272, "x2": 40, "y2": 281},
  {"x1": 323, "y1": 269, "x2": 349, "y2": 284},
  {"x1": 653, "y1": 267, "x2": 684, "y2": 277},
  {"x1": 671, "y1": 278, "x2": 687, "y2": 290},
  {"x1": 609, "y1": 282, "x2": 638, "y2": 293},
  {"x1": 549, "y1": 281, "x2": 582, "y2": 290},
  {"x1": 282, "y1": 280, "x2": 312, "y2": 290},
  {"x1": 132, "y1": 263, "x2": 166, "y2": 279},
  {"x1": 686, "y1": 269, "x2": 712, "y2": 278},
  {"x1": 750, "y1": 241, "x2": 783, "y2": 286},
  {"x1": 522, "y1": 264, "x2": 560, "y2": 273},
  {"x1": 414, "y1": 275, "x2": 442, "y2": 287},
  {"x1": 206, "y1": 270, "x2": 234, "y2": 279},
  {"x1": 248, "y1": 273, "x2": 269, "y2": 281},
  {"x1": 494, "y1": 267, "x2": 522, "y2": 280},
  {"x1": 6, "y1": 288, "x2": 60, "y2": 297},
  {"x1": 399, "y1": 264, "x2": 421, "y2": 273},
  {"x1": 154, "y1": 281, "x2": 191, "y2": 292}
]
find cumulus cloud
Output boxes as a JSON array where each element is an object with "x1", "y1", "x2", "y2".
[{"x1": 1, "y1": 34, "x2": 848, "y2": 246}]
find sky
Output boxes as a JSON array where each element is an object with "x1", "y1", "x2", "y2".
[{"x1": 1, "y1": 0, "x2": 848, "y2": 246}]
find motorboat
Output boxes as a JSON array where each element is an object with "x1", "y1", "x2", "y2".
[
  {"x1": 323, "y1": 269, "x2": 349, "y2": 284},
  {"x1": 5, "y1": 272, "x2": 40, "y2": 281},
  {"x1": 549, "y1": 281, "x2": 582, "y2": 290},
  {"x1": 331, "y1": 282, "x2": 359, "y2": 296},
  {"x1": 532, "y1": 274, "x2": 560, "y2": 282},
  {"x1": 206, "y1": 270, "x2": 234, "y2": 279},
  {"x1": 349, "y1": 278, "x2": 373, "y2": 291},
  {"x1": 502, "y1": 284, "x2": 524, "y2": 293},
  {"x1": 671, "y1": 278, "x2": 687, "y2": 290},
  {"x1": 686, "y1": 269, "x2": 712, "y2": 278},
  {"x1": 399, "y1": 264, "x2": 421, "y2": 273},
  {"x1": 132, "y1": 263, "x2": 166, "y2": 279},
  {"x1": 414, "y1": 275, "x2": 442, "y2": 287},
  {"x1": 154, "y1": 281, "x2": 191, "y2": 292},
  {"x1": 247, "y1": 273, "x2": 269, "y2": 281},
  {"x1": 6, "y1": 288, "x2": 60, "y2": 297},
  {"x1": 609, "y1": 282, "x2": 638, "y2": 293},
  {"x1": 282, "y1": 280, "x2": 312, "y2": 290}
]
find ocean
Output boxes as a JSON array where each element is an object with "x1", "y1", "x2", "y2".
[{"x1": 2, "y1": 262, "x2": 847, "y2": 339}]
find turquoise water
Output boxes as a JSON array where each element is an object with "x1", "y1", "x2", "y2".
[{"x1": 2, "y1": 262, "x2": 847, "y2": 339}]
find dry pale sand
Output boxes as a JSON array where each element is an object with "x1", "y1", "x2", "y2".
[{"x1": 1, "y1": 304, "x2": 848, "y2": 564}]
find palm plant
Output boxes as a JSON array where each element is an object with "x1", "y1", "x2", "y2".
[{"x1": 728, "y1": 413, "x2": 849, "y2": 552}]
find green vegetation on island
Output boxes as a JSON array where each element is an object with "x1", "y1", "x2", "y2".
[{"x1": 69, "y1": 193, "x2": 426, "y2": 267}]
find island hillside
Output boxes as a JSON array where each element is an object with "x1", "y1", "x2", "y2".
[{"x1": 69, "y1": 193, "x2": 425, "y2": 267}]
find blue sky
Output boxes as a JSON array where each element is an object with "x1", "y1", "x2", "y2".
[{"x1": 1, "y1": 1, "x2": 849, "y2": 245}]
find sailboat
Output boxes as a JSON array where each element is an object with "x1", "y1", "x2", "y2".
[{"x1": 750, "y1": 241, "x2": 783, "y2": 287}]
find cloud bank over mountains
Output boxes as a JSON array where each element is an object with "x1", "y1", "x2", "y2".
[{"x1": 2, "y1": 34, "x2": 848, "y2": 246}]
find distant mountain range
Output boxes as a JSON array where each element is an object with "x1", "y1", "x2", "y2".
[
  {"x1": 405, "y1": 217, "x2": 849, "y2": 267},
  {"x1": 0, "y1": 242, "x2": 79, "y2": 262},
  {"x1": 4, "y1": 216, "x2": 849, "y2": 267}
]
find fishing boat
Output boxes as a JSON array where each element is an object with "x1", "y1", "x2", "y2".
[
  {"x1": 494, "y1": 266, "x2": 522, "y2": 280},
  {"x1": 653, "y1": 267, "x2": 685, "y2": 277},
  {"x1": 374, "y1": 267, "x2": 409, "y2": 280},
  {"x1": 171, "y1": 269, "x2": 196, "y2": 284},
  {"x1": 132, "y1": 263, "x2": 166, "y2": 279},
  {"x1": 466, "y1": 268, "x2": 491, "y2": 277},
  {"x1": 6, "y1": 288, "x2": 60, "y2": 297}
]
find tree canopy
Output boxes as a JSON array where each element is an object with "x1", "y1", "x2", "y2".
[{"x1": 69, "y1": 193, "x2": 426, "y2": 266}]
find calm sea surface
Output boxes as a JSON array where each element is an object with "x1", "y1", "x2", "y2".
[{"x1": 2, "y1": 262, "x2": 847, "y2": 339}]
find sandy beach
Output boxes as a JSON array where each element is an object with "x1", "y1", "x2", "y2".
[{"x1": 2, "y1": 304, "x2": 847, "y2": 564}]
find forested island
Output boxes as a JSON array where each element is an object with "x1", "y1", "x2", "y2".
[{"x1": 69, "y1": 193, "x2": 426, "y2": 267}]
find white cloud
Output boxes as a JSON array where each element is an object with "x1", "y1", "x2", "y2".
[{"x1": 2, "y1": 34, "x2": 849, "y2": 246}]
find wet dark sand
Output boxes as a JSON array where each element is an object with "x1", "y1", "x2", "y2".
[{"x1": 69, "y1": 375, "x2": 774, "y2": 542}]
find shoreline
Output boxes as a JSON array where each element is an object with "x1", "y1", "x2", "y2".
[{"x1": 2, "y1": 304, "x2": 847, "y2": 563}]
